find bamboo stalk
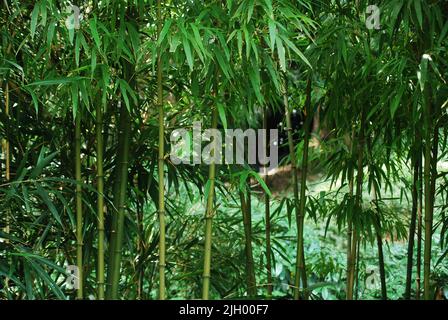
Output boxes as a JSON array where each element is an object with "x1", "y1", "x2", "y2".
[
  {"x1": 354, "y1": 237, "x2": 361, "y2": 300},
  {"x1": 405, "y1": 142, "x2": 419, "y2": 299},
  {"x1": 416, "y1": 142, "x2": 423, "y2": 299},
  {"x1": 348, "y1": 110, "x2": 365, "y2": 300},
  {"x1": 423, "y1": 85, "x2": 433, "y2": 300},
  {"x1": 369, "y1": 138, "x2": 387, "y2": 300},
  {"x1": 3, "y1": 82, "x2": 10, "y2": 294},
  {"x1": 346, "y1": 128, "x2": 355, "y2": 300},
  {"x1": 375, "y1": 215, "x2": 387, "y2": 300},
  {"x1": 156, "y1": 0, "x2": 166, "y2": 300},
  {"x1": 96, "y1": 97, "x2": 105, "y2": 299},
  {"x1": 240, "y1": 187, "x2": 256, "y2": 297},
  {"x1": 109, "y1": 102, "x2": 131, "y2": 299},
  {"x1": 136, "y1": 170, "x2": 144, "y2": 300},
  {"x1": 296, "y1": 77, "x2": 312, "y2": 300},
  {"x1": 202, "y1": 105, "x2": 219, "y2": 300},
  {"x1": 262, "y1": 108, "x2": 273, "y2": 298},
  {"x1": 106, "y1": 110, "x2": 125, "y2": 298},
  {"x1": 75, "y1": 109, "x2": 84, "y2": 299},
  {"x1": 282, "y1": 75, "x2": 307, "y2": 300}
]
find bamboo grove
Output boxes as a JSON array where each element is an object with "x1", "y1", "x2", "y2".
[{"x1": 0, "y1": 0, "x2": 447, "y2": 300}]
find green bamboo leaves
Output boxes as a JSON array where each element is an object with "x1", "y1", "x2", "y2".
[{"x1": 4, "y1": 0, "x2": 447, "y2": 302}]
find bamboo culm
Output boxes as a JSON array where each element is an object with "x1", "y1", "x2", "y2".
[
  {"x1": 262, "y1": 108, "x2": 273, "y2": 298},
  {"x1": 346, "y1": 128, "x2": 355, "y2": 300},
  {"x1": 75, "y1": 110, "x2": 83, "y2": 299},
  {"x1": 156, "y1": 0, "x2": 167, "y2": 300},
  {"x1": 240, "y1": 187, "x2": 256, "y2": 297},
  {"x1": 422, "y1": 83, "x2": 434, "y2": 300},
  {"x1": 296, "y1": 78, "x2": 312, "y2": 300},
  {"x1": 109, "y1": 102, "x2": 131, "y2": 299},
  {"x1": 283, "y1": 75, "x2": 307, "y2": 300},
  {"x1": 405, "y1": 144, "x2": 420, "y2": 299},
  {"x1": 348, "y1": 110, "x2": 365, "y2": 300},
  {"x1": 96, "y1": 97, "x2": 105, "y2": 299},
  {"x1": 202, "y1": 104, "x2": 219, "y2": 300}
]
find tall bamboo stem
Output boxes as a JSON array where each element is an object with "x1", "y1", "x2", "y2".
[
  {"x1": 109, "y1": 102, "x2": 131, "y2": 299},
  {"x1": 96, "y1": 97, "x2": 105, "y2": 299},
  {"x1": 405, "y1": 143, "x2": 420, "y2": 299},
  {"x1": 75, "y1": 110, "x2": 84, "y2": 299},
  {"x1": 109, "y1": 58, "x2": 134, "y2": 299},
  {"x1": 375, "y1": 214, "x2": 387, "y2": 300},
  {"x1": 348, "y1": 110, "x2": 365, "y2": 300},
  {"x1": 202, "y1": 105, "x2": 219, "y2": 299},
  {"x1": 262, "y1": 108, "x2": 273, "y2": 298},
  {"x1": 282, "y1": 75, "x2": 306, "y2": 299},
  {"x1": 296, "y1": 78, "x2": 312, "y2": 300},
  {"x1": 346, "y1": 128, "x2": 355, "y2": 299},
  {"x1": 106, "y1": 109, "x2": 125, "y2": 298},
  {"x1": 369, "y1": 141, "x2": 387, "y2": 300},
  {"x1": 423, "y1": 86, "x2": 433, "y2": 300},
  {"x1": 156, "y1": 0, "x2": 166, "y2": 300},
  {"x1": 3, "y1": 82, "x2": 10, "y2": 293},
  {"x1": 137, "y1": 170, "x2": 145, "y2": 299},
  {"x1": 240, "y1": 186, "x2": 256, "y2": 297},
  {"x1": 416, "y1": 144, "x2": 423, "y2": 299}
]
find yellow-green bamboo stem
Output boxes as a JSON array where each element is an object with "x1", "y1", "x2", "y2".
[
  {"x1": 416, "y1": 142, "x2": 423, "y2": 299},
  {"x1": 240, "y1": 187, "x2": 256, "y2": 297},
  {"x1": 296, "y1": 78, "x2": 312, "y2": 300},
  {"x1": 262, "y1": 108, "x2": 273, "y2": 299},
  {"x1": 202, "y1": 106, "x2": 218, "y2": 300},
  {"x1": 110, "y1": 103, "x2": 131, "y2": 299},
  {"x1": 96, "y1": 98, "x2": 105, "y2": 299},
  {"x1": 423, "y1": 86, "x2": 433, "y2": 300},
  {"x1": 282, "y1": 76, "x2": 307, "y2": 300},
  {"x1": 75, "y1": 110, "x2": 83, "y2": 299},
  {"x1": 156, "y1": 0, "x2": 166, "y2": 300},
  {"x1": 346, "y1": 128, "x2": 355, "y2": 300},
  {"x1": 3, "y1": 82, "x2": 10, "y2": 293},
  {"x1": 348, "y1": 111, "x2": 366, "y2": 300}
]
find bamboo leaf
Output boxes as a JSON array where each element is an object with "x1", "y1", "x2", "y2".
[
  {"x1": 217, "y1": 103, "x2": 227, "y2": 130},
  {"x1": 46, "y1": 21, "x2": 55, "y2": 46},
  {"x1": 31, "y1": 5, "x2": 40, "y2": 39},
  {"x1": 89, "y1": 18, "x2": 101, "y2": 49},
  {"x1": 250, "y1": 171, "x2": 272, "y2": 197},
  {"x1": 158, "y1": 19, "x2": 172, "y2": 45},
  {"x1": 414, "y1": 0, "x2": 423, "y2": 30},
  {"x1": 75, "y1": 31, "x2": 81, "y2": 67},
  {"x1": 276, "y1": 37, "x2": 286, "y2": 72},
  {"x1": 30, "y1": 149, "x2": 58, "y2": 179},
  {"x1": 36, "y1": 185, "x2": 63, "y2": 227},
  {"x1": 390, "y1": 86, "x2": 405, "y2": 118},
  {"x1": 282, "y1": 36, "x2": 312, "y2": 69},
  {"x1": 268, "y1": 19, "x2": 276, "y2": 51},
  {"x1": 182, "y1": 34, "x2": 194, "y2": 71}
]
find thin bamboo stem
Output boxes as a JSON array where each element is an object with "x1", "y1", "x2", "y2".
[
  {"x1": 297, "y1": 77, "x2": 312, "y2": 300},
  {"x1": 282, "y1": 75, "x2": 306, "y2": 300},
  {"x1": 156, "y1": 0, "x2": 166, "y2": 300},
  {"x1": 202, "y1": 105, "x2": 219, "y2": 300},
  {"x1": 423, "y1": 86, "x2": 434, "y2": 300},
  {"x1": 109, "y1": 103, "x2": 131, "y2": 299},
  {"x1": 75, "y1": 110, "x2": 84, "y2": 299},
  {"x1": 348, "y1": 110, "x2": 365, "y2": 300},
  {"x1": 416, "y1": 145, "x2": 423, "y2": 300},
  {"x1": 96, "y1": 98, "x2": 105, "y2": 299},
  {"x1": 3, "y1": 82, "x2": 10, "y2": 294},
  {"x1": 262, "y1": 108, "x2": 273, "y2": 299},
  {"x1": 240, "y1": 187, "x2": 256, "y2": 297},
  {"x1": 405, "y1": 143, "x2": 419, "y2": 299}
]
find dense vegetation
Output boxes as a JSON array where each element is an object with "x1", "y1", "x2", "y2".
[{"x1": 0, "y1": 0, "x2": 447, "y2": 300}]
